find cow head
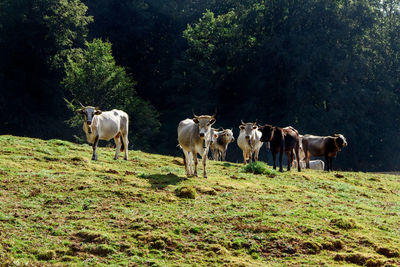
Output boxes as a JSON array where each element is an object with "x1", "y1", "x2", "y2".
[
  {"x1": 222, "y1": 129, "x2": 235, "y2": 143},
  {"x1": 258, "y1": 124, "x2": 274, "y2": 142},
  {"x1": 239, "y1": 121, "x2": 258, "y2": 145},
  {"x1": 193, "y1": 113, "x2": 216, "y2": 141},
  {"x1": 77, "y1": 102, "x2": 102, "y2": 134},
  {"x1": 333, "y1": 134, "x2": 347, "y2": 149},
  {"x1": 217, "y1": 129, "x2": 235, "y2": 144}
]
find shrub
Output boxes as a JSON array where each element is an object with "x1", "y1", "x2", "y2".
[{"x1": 242, "y1": 162, "x2": 278, "y2": 176}]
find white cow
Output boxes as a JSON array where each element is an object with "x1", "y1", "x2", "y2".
[
  {"x1": 178, "y1": 114, "x2": 216, "y2": 178},
  {"x1": 293, "y1": 160, "x2": 325, "y2": 170},
  {"x1": 237, "y1": 121, "x2": 263, "y2": 164},
  {"x1": 78, "y1": 103, "x2": 129, "y2": 160},
  {"x1": 210, "y1": 128, "x2": 235, "y2": 161}
]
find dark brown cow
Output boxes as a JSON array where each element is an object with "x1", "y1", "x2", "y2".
[
  {"x1": 258, "y1": 125, "x2": 301, "y2": 172},
  {"x1": 301, "y1": 134, "x2": 347, "y2": 172}
]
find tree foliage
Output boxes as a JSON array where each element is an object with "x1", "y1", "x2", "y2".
[{"x1": 0, "y1": 0, "x2": 92, "y2": 137}]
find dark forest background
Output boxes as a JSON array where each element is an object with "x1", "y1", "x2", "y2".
[{"x1": 2, "y1": 0, "x2": 400, "y2": 171}]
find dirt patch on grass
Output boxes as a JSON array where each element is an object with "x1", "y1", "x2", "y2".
[
  {"x1": 234, "y1": 223, "x2": 279, "y2": 233},
  {"x1": 29, "y1": 188, "x2": 41, "y2": 197},
  {"x1": 376, "y1": 247, "x2": 400, "y2": 258},
  {"x1": 334, "y1": 253, "x2": 385, "y2": 266},
  {"x1": 302, "y1": 240, "x2": 322, "y2": 254},
  {"x1": 322, "y1": 240, "x2": 344, "y2": 251},
  {"x1": 105, "y1": 169, "x2": 119, "y2": 174},
  {"x1": 86, "y1": 244, "x2": 115, "y2": 256},
  {"x1": 74, "y1": 230, "x2": 108, "y2": 243}
]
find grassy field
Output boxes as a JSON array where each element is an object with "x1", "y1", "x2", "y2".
[{"x1": 0, "y1": 135, "x2": 399, "y2": 266}]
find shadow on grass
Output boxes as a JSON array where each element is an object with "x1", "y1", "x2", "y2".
[
  {"x1": 139, "y1": 173, "x2": 185, "y2": 189},
  {"x1": 213, "y1": 162, "x2": 233, "y2": 167}
]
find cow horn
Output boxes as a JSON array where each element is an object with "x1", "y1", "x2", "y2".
[
  {"x1": 212, "y1": 108, "x2": 217, "y2": 118},
  {"x1": 78, "y1": 101, "x2": 85, "y2": 108},
  {"x1": 192, "y1": 109, "x2": 199, "y2": 118},
  {"x1": 241, "y1": 120, "x2": 245, "y2": 125}
]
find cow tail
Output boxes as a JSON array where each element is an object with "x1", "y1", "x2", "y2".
[
  {"x1": 119, "y1": 134, "x2": 125, "y2": 152},
  {"x1": 182, "y1": 150, "x2": 186, "y2": 167}
]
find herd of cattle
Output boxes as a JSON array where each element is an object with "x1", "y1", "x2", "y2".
[
  {"x1": 76, "y1": 105, "x2": 348, "y2": 178},
  {"x1": 177, "y1": 113, "x2": 347, "y2": 178}
]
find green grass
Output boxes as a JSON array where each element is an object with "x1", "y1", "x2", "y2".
[{"x1": 0, "y1": 135, "x2": 399, "y2": 266}]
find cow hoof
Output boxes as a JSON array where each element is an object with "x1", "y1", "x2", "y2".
[
  {"x1": 92, "y1": 157, "x2": 97, "y2": 161},
  {"x1": 204, "y1": 175, "x2": 208, "y2": 178},
  {"x1": 279, "y1": 169, "x2": 283, "y2": 172},
  {"x1": 114, "y1": 157, "x2": 118, "y2": 160},
  {"x1": 124, "y1": 157, "x2": 128, "y2": 161}
]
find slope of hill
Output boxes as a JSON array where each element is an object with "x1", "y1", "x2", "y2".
[{"x1": 0, "y1": 135, "x2": 399, "y2": 266}]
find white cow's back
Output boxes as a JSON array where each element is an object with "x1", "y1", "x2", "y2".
[{"x1": 95, "y1": 109, "x2": 128, "y2": 141}]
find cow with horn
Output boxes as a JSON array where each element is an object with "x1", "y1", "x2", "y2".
[
  {"x1": 237, "y1": 120, "x2": 263, "y2": 164},
  {"x1": 177, "y1": 112, "x2": 216, "y2": 178},
  {"x1": 77, "y1": 102, "x2": 129, "y2": 161}
]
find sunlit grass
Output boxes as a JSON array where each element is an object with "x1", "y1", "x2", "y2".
[{"x1": 0, "y1": 135, "x2": 399, "y2": 266}]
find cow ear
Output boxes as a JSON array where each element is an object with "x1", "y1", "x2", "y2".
[
  {"x1": 77, "y1": 109, "x2": 84, "y2": 114},
  {"x1": 95, "y1": 110, "x2": 102, "y2": 115},
  {"x1": 209, "y1": 118, "x2": 216, "y2": 125},
  {"x1": 239, "y1": 125, "x2": 245, "y2": 130},
  {"x1": 213, "y1": 133, "x2": 218, "y2": 139},
  {"x1": 193, "y1": 118, "x2": 199, "y2": 124}
]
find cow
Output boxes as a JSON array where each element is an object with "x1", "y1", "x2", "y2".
[
  {"x1": 78, "y1": 103, "x2": 129, "y2": 161},
  {"x1": 293, "y1": 159, "x2": 325, "y2": 170},
  {"x1": 237, "y1": 121, "x2": 263, "y2": 164},
  {"x1": 210, "y1": 128, "x2": 235, "y2": 161},
  {"x1": 301, "y1": 134, "x2": 347, "y2": 171},
  {"x1": 258, "y1": 125, "x2": 301, "y2": 172},
  {"x1": 177, "y1": 113, "x2": 216, "y2": 178}
]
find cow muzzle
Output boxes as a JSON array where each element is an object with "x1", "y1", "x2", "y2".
[{"x1": 199, "y1": 133, "x2": 205, "y2": 138}]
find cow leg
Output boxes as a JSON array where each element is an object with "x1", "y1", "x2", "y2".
[
  {"x1": 254, "y1": 148, "x2": 260, "y2": 162},
  {"x1": 113, "y1": 134, "x2": 121, "y2": 160},
  {"x1": 325, "y1": 155, "x2": 330, "y2": 172},
  {"x1": 92, "y1": 135, "x2": 99, "y2": 160},
  {"x1": 243, "y1": 151, "x2": 248, "y2": 164},
  {"x1": 193, "y1": 152, "x2": 198, "y2": 177},
  {"x1": 183, "y1": 151, "x2": 192, "y2": 176},
  {"x1": 188, "y1": 152, "x2": 194, "y2": 175},
  {"x1": 286, "y1": 151, "x2": 291, "y2": 171},
  {"x1": 279, "y1": 145, "x2": 284, "y2": 172},
  {"x1": 222, "y1": 150, "x2": 226, "y2": 161},
  {"x1": 305, "y1": 152, "x2": 311, "y2": 169},
  {"x1": 329, "y1": 157, "x2": 333, "y2": 171},
  {"x1": 295, "y1": 144, "x2": 301, "y2": 172},
  {"x1": 121, "y1": 130, "x2": 129, "y2": 160}
]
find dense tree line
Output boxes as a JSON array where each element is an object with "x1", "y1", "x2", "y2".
[{"x1": 1, "y1": 0, "x2": 400, "y2": 171}]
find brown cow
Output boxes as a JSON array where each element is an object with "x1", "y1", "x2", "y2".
[
  {"x1": 301, "y1": 134, "x2": 347, "y2": 172},
  {"x1": 258, "y1": 125, "x2": 301, "y2": 172}
]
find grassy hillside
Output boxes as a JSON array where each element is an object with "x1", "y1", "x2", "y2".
[{"x1": 0, "y1": 135, "x2": 399, "y2": 266}]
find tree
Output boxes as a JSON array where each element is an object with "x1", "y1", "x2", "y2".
[
  {"x1": 0, "y1": 0, "x2": 93, "y2": 138},
  {"x1": 63, "y1": 39, "x2": 160, "y2": 150}
]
